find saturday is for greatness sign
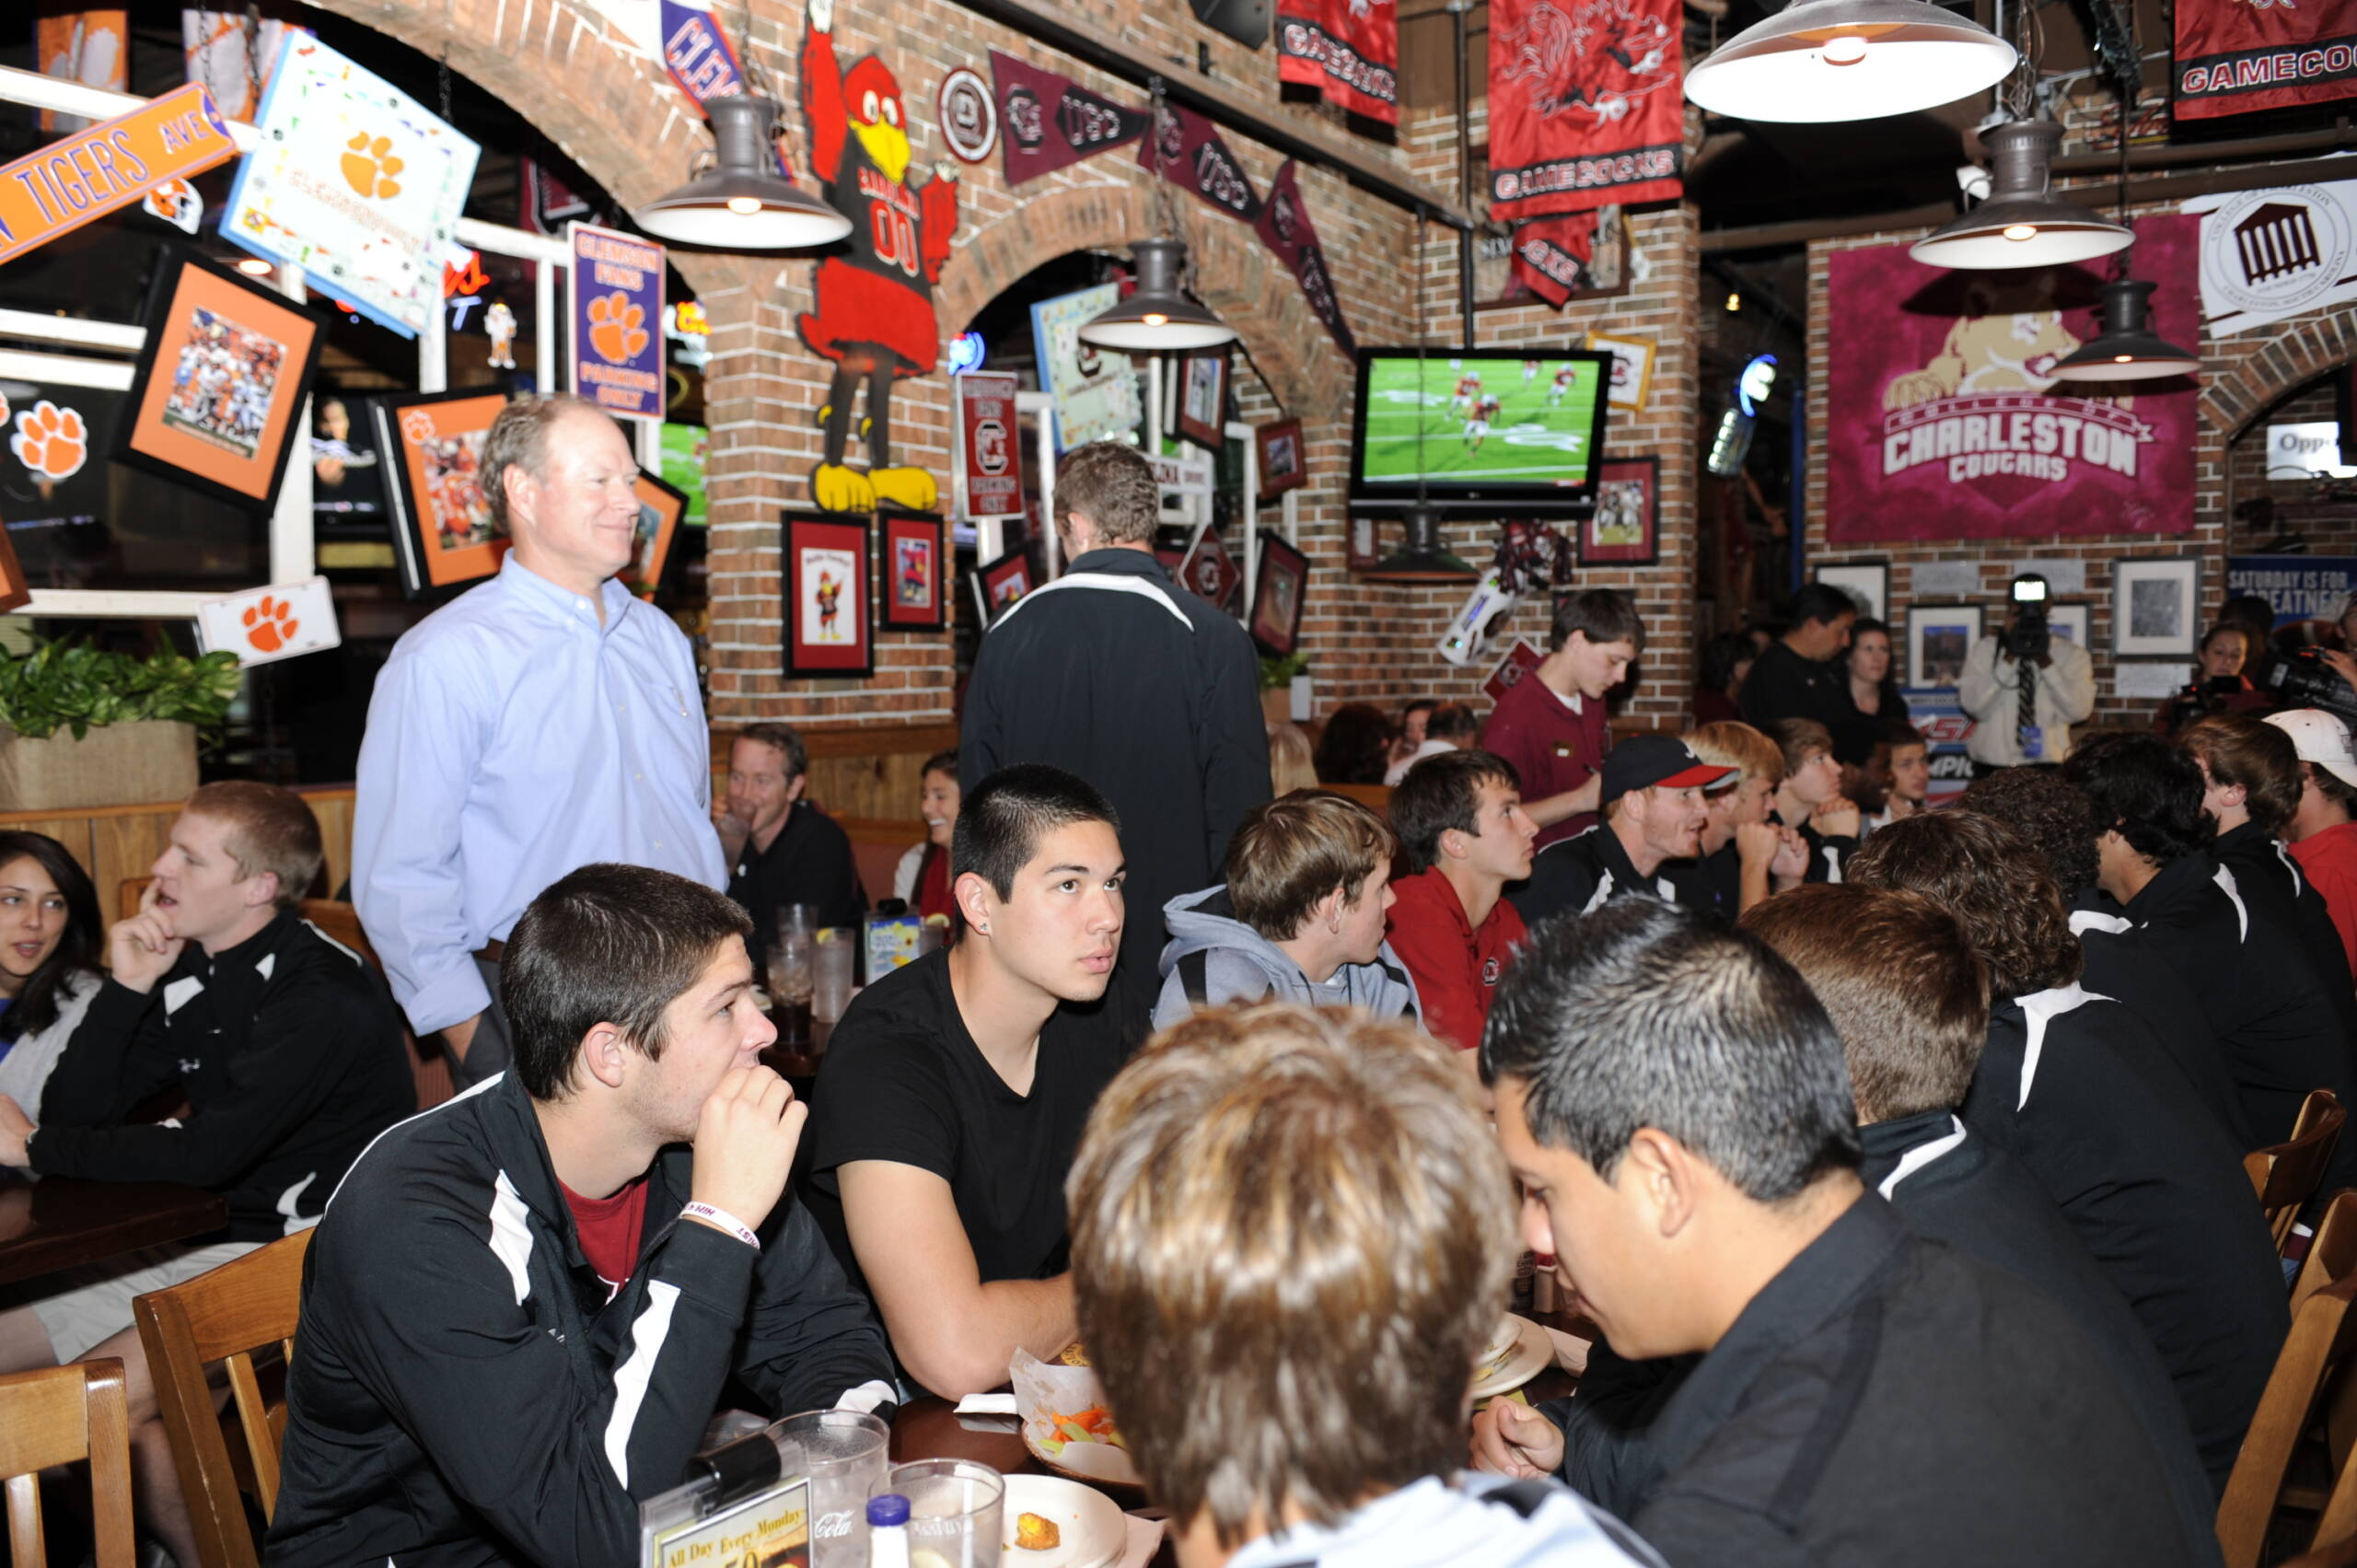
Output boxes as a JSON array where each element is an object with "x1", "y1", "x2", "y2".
[{"x1": 1822, "y1": 215, "x2": 2200, "y2": 544}]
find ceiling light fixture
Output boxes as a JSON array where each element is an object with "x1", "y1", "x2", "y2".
[
  {"x1": 1683, "y1": 0, "x2": 2016, "y2": 123},
  {"x1": 1909, "y1": 120, "x2": 2131, "y2": 268},
  {"x1": 1080, "y1": 76, "x2": 1237, "y2": 352},
  {"x1": 631, "y1": 94, "x2": 852, "y2": 250},
  {"x1": 2045, "y1": 277, "x2": 2200, "y2": 380}
]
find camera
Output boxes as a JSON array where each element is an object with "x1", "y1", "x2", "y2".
[
  {"x1": 2002, "y1": 574, "x2": 2050, "y2": 664},
  {"x1": 2270, "y1": 647, "x2": 2357, "y2": 727}
]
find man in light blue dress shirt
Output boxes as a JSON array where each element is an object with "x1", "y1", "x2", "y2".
[{"x1": 354, "y1": 395, "x2": 727, "y2": 1086}]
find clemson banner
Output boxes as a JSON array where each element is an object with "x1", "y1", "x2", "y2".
[
  {"x1": 1487, "y1": 0, "x2": 1683, "y2": 219},
  {"x1": 0, "y1": 82, "x2": 236, "y2": 267},
  {"x1": 567, "y1": 222, "x2": 666, "y2": 424}
]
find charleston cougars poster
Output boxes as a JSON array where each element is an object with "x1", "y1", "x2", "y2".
[{"x1": 1823, "y1": 215, "x2": 2200, "y2": 544}]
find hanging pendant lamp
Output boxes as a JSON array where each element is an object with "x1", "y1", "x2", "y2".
[
  {"x1": 632, "y1": 95, "x2": 852, "y2": 250},
  {"x1": 1683, "y1": 0, "x2": 2016, "y2": 123},
  {"x1": 1909, "y1": 121, "x2": 2131, "y2": 269},
  {"x1": 1077, "y1": 238, "x2": 1238, "y2": 350},
  {"x1": 2045, "y1": 279, "x2": 2200, "y2": 381},
  {"x1": 1364, "y1": 502, "x2": 1481, "y2": 583}
]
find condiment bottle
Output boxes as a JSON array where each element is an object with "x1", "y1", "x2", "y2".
[{"x1": 868, "y1": 1493, "x2": 911, "y2": 1568}]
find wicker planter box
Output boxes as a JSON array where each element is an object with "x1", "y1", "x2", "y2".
[{"x1": 0, "y1": 721, "x2": 199, "y2": 812}]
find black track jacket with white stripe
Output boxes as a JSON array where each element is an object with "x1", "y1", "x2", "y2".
[{"x1": 266, "y1": 1071, "x2": 893, "y2": 1567}]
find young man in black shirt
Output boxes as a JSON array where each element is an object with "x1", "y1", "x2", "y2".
[
  {"x1": 1736, "y1": 581, "x2": 1856, "y2": 737},
  {"x1": 804, "y1": 764, "x2": 1134, "y2": 1397},
  {"x1": 717, "y1": 721, "x2": 865, "y2": 963},
  {"x1": 1511, "y1": 737, "x2": 1733, "y2": 927}
]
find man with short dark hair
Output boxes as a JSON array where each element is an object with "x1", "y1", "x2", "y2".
[
  {"x1": 1384, "y1": 750, "x2": 1537, "y2": 1054},
  {"x1": 272, "y1": 863, "x2": 888, "y2": 1566},
  {"x1": 717, "y1": 721, "x2": 865, "y2": 961},
  {"x1": 1512, "y1": 736, "x2": 1734, "y2": 926},
  {"x1": 1481, "y1": 589, "x2": 1643, "y2": 849},
  {"x1": 1736, "y1": 583, "x2": 1856, "y2": 736},
  {"x1": 802, "y1": 764, "x2": 1136, "y2": 1397},
  {"x1": 1473, "y1": 900, "x2": 2206, "y2": 1568}
]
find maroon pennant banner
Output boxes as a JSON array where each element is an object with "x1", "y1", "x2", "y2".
[
  {"x1": 2174, "y1": 0, "x2": 2357, "y2": 119},
  {"x1": 990, "y1": 50, "x2": 1153, "y2": 186},
  {"x1": 1510, "y1": 213, "x2": 1600, "y2": 307},
  {"x1": 1254, "y1": 159, "x2": 1355, "y2": 356},
  {"x1": 1276, "y1": 0, "x2": 1399, "y2": 125},
  {"x1": 1141, "y1": 102, "x2": 1264, "y2": 226},
  {"x1": 1487, "y1": 0, "x2": 1684, "y2": 220}
]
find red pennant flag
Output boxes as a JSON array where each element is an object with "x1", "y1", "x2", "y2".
[
  {"x1": 992, "y1": 50, "x2": 1154, "y2": 186},
  {"x1": 1254, "y1": 159, "x2": 1356, "y2": 356},
  {"x1": 1276, "y1": 0, "x2": 1399, "y2": 124},
  {"x1": 2174, "y1": 0, "x2": 2357, "y2": 119},
  {"x1": 1142, "y1": 102, "x2": 1264, "y2": 226},
  {"x1": 1487, "y1": 0, "x2": 1684, "y2": 220},
  {"x1": 1510, "y1": 213, "x2": 1600, "y2": 307}
]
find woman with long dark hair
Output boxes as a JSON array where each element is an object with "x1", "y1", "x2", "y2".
[{"x1": 0, "y1": 831, "x2": 104, "y2": 1121}]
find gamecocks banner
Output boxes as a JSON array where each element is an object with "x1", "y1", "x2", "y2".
[
  {"x1": 1487, "y1": 0, "x2": 1683, "y2": 220},
  {"x1": 991, "y1": 51, "x2": 1152, "y2": 187},
  {"x1": 1511, "y1": 213, "x2": 1600, "y2": 307},
  {"x1": 1823, "y1": 215, "x2": 2200, "y2": 543},
  {"x1": 1142, "y1": 102, "x2": 1263, "y2": 226},
  {"x1": 2175, "y1": 0, "x2": 2357, "y2": 120},
  {"x1": 1276, "y1": 0, "x2": 1399, "y2": 124},
  {"x1": 1254, "y1": 159, "x2": 1355, "y2": 355}
]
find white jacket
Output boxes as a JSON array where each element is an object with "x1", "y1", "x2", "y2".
[{"x1": 1957, "y1": 634, "x2": 2096, "y2": 768}]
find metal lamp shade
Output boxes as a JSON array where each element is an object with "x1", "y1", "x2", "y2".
[
  {"x1": 2046, "y1": 279, "x2": 2201, "y2": 382},
  {"x1": 1683, "y1": 0, "x2": 2016, "y2": 122},
  {"x1": 1364, "y1": 505, "x2": 1480, "y2": 583},
  {"x1": 632, "y1": 95, "x2": 853, "y2": 250},
  {"x1": 1078, "y1": 239, "x2": 1238, "y2": 351},
  {"x1": 1910, "y1": 121, "x2": 2132, "y2": 269}
]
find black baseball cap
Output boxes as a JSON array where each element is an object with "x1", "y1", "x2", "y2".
[{"x1": 1602, "y1": 735, "x2": 1740, "y2": 806}]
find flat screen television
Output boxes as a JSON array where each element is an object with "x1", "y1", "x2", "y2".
[{"x1": 1348, "y1": 347, "x2": 1613, "y2": 516}]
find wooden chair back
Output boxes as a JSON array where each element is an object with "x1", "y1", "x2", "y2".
[
  {"x1": 134, "y1": 1228, "x2": 312, "y2": 1568},
  {"x1": 0, "y1": 1359, "x2": 134, "y2": 1568},
  {"x1": 2298, "y1": 1191, "x2": 2357, "y2": 1317},
  {"x1": 2251, "y1": 1090, "x2": 2350, "y2": 1250}
]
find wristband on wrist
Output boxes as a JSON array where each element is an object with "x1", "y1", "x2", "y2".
[{"x1": 681, "y1": 1202, "x2": 761, "y2": 1250}]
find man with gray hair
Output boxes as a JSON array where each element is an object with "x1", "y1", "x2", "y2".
[{"x1": 354, "y1": 392, "x2": 727, "y2": 1086}]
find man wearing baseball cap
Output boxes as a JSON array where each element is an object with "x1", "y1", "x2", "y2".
[
  {"x1": 1511, "y1": 737, "x2": 1737, "y2": 928},
  {"x1": 2270, "y1": 707, "x2": 2357, "y2": 973}
]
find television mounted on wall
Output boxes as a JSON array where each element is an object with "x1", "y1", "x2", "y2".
[{"x1": 1347, "y1": 347, "x2": 1613, "y2": 517}]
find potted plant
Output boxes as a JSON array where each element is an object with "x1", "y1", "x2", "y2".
[
  {"x1": 0, "y1": 639, "x2": 243, "y2": 811},
  {"x1": 1259, "y1": 652, "x2": 1310, "y2": 727}
]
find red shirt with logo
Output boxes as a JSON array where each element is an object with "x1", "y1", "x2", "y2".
[
  {"x1": 1385, "y1": 865, "x2": 1528, "y2": 1051},
  {"x1": 562, "y1": 1175, "x2": 649, "y2": 1300},
  {"x1": 1482, "y1": 670, "x2": 1611, "y2": 849},
  {"x1": 2292, "y1": 820, "x2": 2357, "y2": 977}
]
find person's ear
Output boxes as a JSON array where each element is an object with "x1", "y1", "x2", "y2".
[
  {"x1": 1439, "y1": 825, "x2": 1472, "y2": 865},
  {"x1": 1318, "y1": 885, "x2": 1349, "y2": 934},
  {"x1": 503, "y1": 463, "x2": 536, "y2": 531},
  {"x1": 245, "y1": 871, "x2": 281, "y2": 911},
  {"x1": 1622, "y1": 1128, "x2": 1701, "y2": 1240},
  {"x1": 955, "y1": 870, "x2": 996, "y2": 935},
  {"x1": 785, "y1": 772, "x2": 809, "y2": 806},
  {"x1": 579, "y1": 1023, "x2": 631, "y2": 1091}
]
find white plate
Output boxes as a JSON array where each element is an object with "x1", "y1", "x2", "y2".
[
  {"x1": 1469, "y1": 1313, "x2": 1551, "y2": 1400},
  {"x1": 1000, "y1": 1473, "x2": 1127, "y2": 1568}
]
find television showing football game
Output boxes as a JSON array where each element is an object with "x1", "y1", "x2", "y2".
[{"x1": 1348, "y1": 347, "x2": 1614, "y2": 515}]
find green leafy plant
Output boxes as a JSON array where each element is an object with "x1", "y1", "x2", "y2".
[
  {"x1": 0, "y1": 638, "x2": 243, "y2": 741},
  {"x1": 1259, "y1": 652, "x2": 1310, "y2": 692}
]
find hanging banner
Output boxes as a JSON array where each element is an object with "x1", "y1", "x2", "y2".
[
  {"x1": 38, "y1": 5, "x2": 126, "y2": 132},
  {"x1": 2175, "y1": 0, "x2": 2357, "y2": 120},
  {"x1": 0, "y1": 83, "x2": 238, "y2": 268},
  {"x1": 221, "y1": 35, "x2": 482, "y2": 339},
  {"x1": 2183, "y1": 180, "x2": 2357, "y2": 337},
  {"x1": 1487, "y1": 0, "x2": 1684, "y2": 220},
  {"x1": 1823, "y1": 215, "x2": 2200, "y2": 544},
  {"x1": 957, "y1": 371, "x2": 1024, "y2": 520},
  {"x1": 1031, "y1": 284, "x2": 1141, "y2": 451},
  {"x1": 991, "y1": 50, "x2": 1152, "y2": 187},
  {"x1": 181, "y1": 10, "x2": 300, "y2": 124},
  {"x1": 2227, "y1": 555, "x2": 2357, "y2": 628},
  {"x1": 1142, "y1": 102, "x2": 1263, "y2": 226},
  {"x1": 567, "y1": 222, "x2": 666, "y2": 424},
  {"x1": 1511, "y1": 212, "x2": 1600, "y2": 307},
  {"x1": 1275, "y1": 0, "x2": 1399, "y2": 124},
  {"x1": 1253, "y1": 159, "x2": 1355, "y2": 356}
]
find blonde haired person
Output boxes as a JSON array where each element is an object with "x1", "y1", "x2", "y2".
[
  {"x1": 1670, "y1": 721, "x2": 1807, "y2": 916},
  {"x1": 1269, "y1": 723, "x2": 1319, "y2": 796}
]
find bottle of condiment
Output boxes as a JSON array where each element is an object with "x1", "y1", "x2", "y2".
[
  {"x1": 868, "y1": 1494, "x2": 911, "y2": 1568},
  {"x1": 1511, "y1": 1249, "x2": 1536, "y2": 1314},
  {"x1": 1533, "y1": 1253, "x2": 1559, "y2": 1315}
]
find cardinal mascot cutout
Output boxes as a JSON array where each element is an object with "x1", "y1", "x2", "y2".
[{"x1": 798, "y1": 0, "x2": 958, "y2": 513}]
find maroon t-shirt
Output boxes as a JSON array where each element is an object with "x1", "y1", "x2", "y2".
[
  {"x1": 1482, "y1": 672, "x2": 1610, "y2": 849},
  {"x1": 562, "y1": 1175, "x2": 650, "y2": 1298}
]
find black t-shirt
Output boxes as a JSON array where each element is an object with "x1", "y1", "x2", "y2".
[
  {"x1": 1736, "y1": 641, "x2": 1851, "y2": 736},
  {"x1": 728, "y1": 803, "x2": 865, "y2": 962},
  {"x1": 801, "y1": 948, "x2": 1128, "y2": 1293}
]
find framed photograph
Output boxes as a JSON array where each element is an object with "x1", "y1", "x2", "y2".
[
  {"x1": 1255, "y1": 418, "x2": 1306, "y2": 498},
  {"x1": 2049, "y1": 602, "x2": 2092, "y2": 651},
  {"x1": 1907, "y1": 604, "x2": 1985, "y2": 690},
  {"x1": 974, "y1": 542, "x2": 1038, "y2": 626},
  {"x1": 1176, "y1": 349, "x2": 1230, "y2": 450},
  {"x1": 1579, "y1": 457, "x2": 1658, "y2": 565},
  {"x1": 1177, "y1": 526, "x2": 1243, "y2": 614},
  {"x1": 881, "y1": 511, "x2": 948, "y2": 631},
  {"x1": 1248, "y1": 534, "x2": 1309, "y2": 657},
  {"x1": 116, "y1": 250, "x2": 326, "y2": 515},
  {"x1": 1347, "y1": 514, "x2": 1382, "y2": 572},
  {"x1": 2113, "y1": 556, "x2": 2200, "y2": 658},
  {"x1": 621, "y1": 471, "x2": 688, "y2": 596},
  {"x1": 1816, "y1": 561, "x2": 1889, "y2": 623},
  {"x1": 0, "y1": 525, "x2": 30, "y2": 613},
  {"x1": 1586, "y1": 331, "x2": 1655, "y2": 412},
  {"x1": 783, "y1": 511, "x2": 872, "y2": 678},
  {"x1": 375, "y1": 388, "x2": 511, "y2": 597}
]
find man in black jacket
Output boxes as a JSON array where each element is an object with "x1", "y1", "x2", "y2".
[
  {"x1": 0, "y1": 782, "x2": 412, "y2": 1568},
  {"x1": 959, "y1": 442, "x2": 1269, "y2": 1016},
  {"x1": 1511, "y1": 736, "x2": 1733, "y2": 926},
  {"x1": 1736, "y1": 582, "x2": 1855, "y2": 736},
  {"x1": 269, "y1": 864, "x2": 893, "y2": 1567}
]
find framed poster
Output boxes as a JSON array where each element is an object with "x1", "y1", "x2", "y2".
[
  {"x1": 784, "y1": 511, "x2": 872, "y2": 677},
  {"x1": 621, "y1": 471, "x2": 688, "y2": 596},
  {"x1": 0, "y1": 522, "x2": 30, "y2": 613},
  {"x1": 1347, "y1": 514, "x2": 1382, "y2": 571},
  {"x1": 2114, "y1": 556, "x2": 2201, "y2": 657},
  {"x1": 975, "y1": 541, "x2": 1038, "y2": 624},
  {"x1": 2049, "y1": 602, "x2": 2092, "y2": 650},
  {"x1": 1256, "y1": 418, "x2": 1306, "y2": 498},
  {"x1": 1176, "y1": 349, "x2": 1230, "y2": 450},
  {"x1": 116, "y1": 250, "x2": 325, "y2": 515},
  {"x1": 1177, "y1": 527, "x2": 1242, "y2": 613},
  {"x1": 1587, "y1": 332, "x2": 1655, "y2": 412},
  {"x1": 1030, "y1": 285, "x2": 1140, "y2": 450},
  {"x1": 882, "y1": 511, "x2": 948, "y2": 631},
  {"x1": 1906, "y1": 604, "x2": 1984, "y2": 690},
  {"x1": 374, "y1": 388, "x2": 510, "y2": 596},
  {"x1": 1816, "y1": 561, "x2": 1889, "y2": 623},
  {"x1": 1579, "y1": 457, "x2": 1658, "y2": 565},
  {"x1": 566, "y1": 222, "x2": 666, "y2": 424},
  {"x1": 1249, "y1": 534, "x2": 1309, "y2": 656}
]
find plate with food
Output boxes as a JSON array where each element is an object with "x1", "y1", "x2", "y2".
[
  {"x1": 1000, "y1": 1473, "x2": 1127, "y2": 1568},
  {"x1": 1012, "y1": 1344, "x2": 1144, "y2": 1490},
  {"x1": 1469, "y1": 1314, "x2": 1550, "y2": 1400}
]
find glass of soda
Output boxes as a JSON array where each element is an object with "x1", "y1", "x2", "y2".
[{"x1": 769, "y1": 1410, "x2": 888, "y2": 1568}]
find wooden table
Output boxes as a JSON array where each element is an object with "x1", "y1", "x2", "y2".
[{"x1": 0, "y1": 1175, "x2": 226, "y2": 1285}]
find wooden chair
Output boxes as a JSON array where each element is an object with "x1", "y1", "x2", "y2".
[
  {"x1": 0, "y1": 1358, "x2": 134, "y2": 1568},
  {"x1": 2298, "y1": 1191, "x2": 2357, "y2": 1317},
  {"x1": 2222, "y1": 1272, "x2": 2357, "y2": 1566},
  {"x1": 2252, "y1": 1091, "x2": 2350, "y2": 1251},
  {"x1": 134, "y1": 1229, "x2": 312, "y2": 1568}
]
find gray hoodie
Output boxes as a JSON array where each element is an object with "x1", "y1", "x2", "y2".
[{"x1": 1154, "y1": 886, "x2": 1423, "y2": 1031}]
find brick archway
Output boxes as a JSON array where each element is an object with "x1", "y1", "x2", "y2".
[{"x1": 2201, "y1": 308, "x2": 2356, "y2": 436}]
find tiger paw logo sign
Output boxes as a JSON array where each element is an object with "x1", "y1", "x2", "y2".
[
  {"x1": 196, "y1": 578, "x2": 342, "y2": 668},
  {"x1": 341, "y1": 134, "x2": 404, "y2": 199},
  {"x1": 587, "y1": 292, "x2": 651, "y2": 363},
  {"x1": 796, "y1": 0, "x2": 958, "y2": 514},
  {"x1": 10, "y1": 400, "x2": 88, "y2": 485},
  {"x1": 241, "y1": 593, "x2": 301, "y2": 654}
]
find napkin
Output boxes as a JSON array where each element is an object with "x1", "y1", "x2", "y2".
[
  {"x1": 1546, "y1": 1326, "x2": 1592, "y2": 1373},
  {"x1": 1117, "y1": 1514, "x2": 1165, "y2": 1568},
  {"x1": 954, "y1": 1392, "x2": 1018, "y2": 1415}
]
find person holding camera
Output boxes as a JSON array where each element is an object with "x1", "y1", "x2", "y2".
[
  {"x1": 2154, "y1": 626, "x2": 2265, "y2": 738},
  {"x1": 1957, "y1": 575, "x2": 2096, "y2": 774}
]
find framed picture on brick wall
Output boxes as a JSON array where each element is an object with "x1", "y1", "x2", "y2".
[
  {"x1": 1907, "y1": 604, "x2": 1983, "y2": 690},
  {"x1": 880, "y1": 511, "x2": 947, "y2": 631},
  {"x1": 2113, "y1": 556, "x2": 2200, "y2": 658},
  {"x1": 1249, "y1": 534, "x2": 1309, "y2": 657},
  {"x1": 1257, "y1": 418, "x2": 1306, "y2": 497},
  {"x1": 1346, "y1": 514, "x2": 1382, "y2": 571},
  {"x1": 1816, "y1": 561, "x2": 1888, "y2": 623},
  {"x1": 783, "y1": 510, "x2": 872, "y2": 678},
  {"x1": 1579, "y1": 457, "x2": 1657, "y2": 565},
  {"x1": 974, "y1": 540, "x2": 1039, "y2": 626}
]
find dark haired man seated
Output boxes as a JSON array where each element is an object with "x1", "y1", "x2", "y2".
[
  {"x1": 1511, "y1": 737, "x2": 1734, "y2": 927},
  {"x1": 1471, "y1": 900, "x2": 2203, "y2": 1568},
  {"x1": 802, "y1": 764, "x2": 1137, "y2": 1398},
  {"x1": 269, "y1": 865, "x2": 891, "y2": 1567},
  {"x1": 1384, "y1": 749, "x2": 1538, "y2": 1055}
]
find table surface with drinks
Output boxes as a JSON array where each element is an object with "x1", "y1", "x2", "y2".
[{"x1": 763, "y1": 900, "x2": 947, "y2": 1059}]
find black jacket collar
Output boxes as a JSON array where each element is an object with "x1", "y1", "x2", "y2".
[
  {"x1": 480, "y1": 1070, "x2": 689, "y2": 1278},
  {"x1": 1066, "y1": 547, "x2": 1172, "y2": 582},
  {"x1": 2122, "y1": 850, "x2": 2216, "y2": 924}
]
